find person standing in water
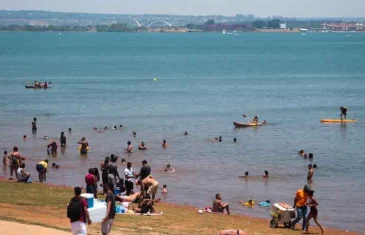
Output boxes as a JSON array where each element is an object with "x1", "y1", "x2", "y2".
[
  {"x1": 78, "y1": 137, "x2": 89, "y2": 154},
  {"x1": 340, "y1": 106, "x2": 347, "y2": 120},
  {"x1": 60, "y1": 132, "x2": 67, "y2": 147},
  {"x1": 32, "y1": 117, "x2": 37, "y2": 132},
  {"x1": 307, "y1": 164, "x2": 314, "y2": 181},
  {"x1": 125, "y1": 141, "x2": 133, "y2": 153}
]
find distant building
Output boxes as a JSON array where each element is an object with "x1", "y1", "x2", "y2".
[
  {"x1": 205, "y1": 23, "x2": 250, "y2": 32},
  {"x1": 279, "y1": 23, "x2": 286, "y2": 29},
  {"x1": 321, "y1": 23, "x2": 357, "y2": 31}
]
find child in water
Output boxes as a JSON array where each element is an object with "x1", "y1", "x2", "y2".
[
  {"x1": 2, "y1": 151, "x2": 8, "y2": 165},
  {"x1": 306, "y1": 190, "x2": 325, "y2": 234},
  {"x1": 161, "y1": 185, "x2": 168, "y2": 194}
]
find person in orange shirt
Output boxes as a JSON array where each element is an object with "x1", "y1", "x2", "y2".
[{"x1": 291, "y1": 184, "x2": 311, "y2": 231}]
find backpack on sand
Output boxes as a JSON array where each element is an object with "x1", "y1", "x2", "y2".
[{"x1": 67, "y1": 198, "x2": 82, "y2": 222}]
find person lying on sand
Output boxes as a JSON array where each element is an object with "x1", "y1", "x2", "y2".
[{"x1": 213, "y1": 193, "x2": 230, "y2": 215}]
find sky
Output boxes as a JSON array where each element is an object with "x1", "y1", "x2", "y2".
[{"x1": 1, "y1": 0, "x2": 365, "y2": 17}]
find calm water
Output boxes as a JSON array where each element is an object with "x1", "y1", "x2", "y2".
[{"x1": 1, "y1": 32, "x2": 365, "y2": 232}]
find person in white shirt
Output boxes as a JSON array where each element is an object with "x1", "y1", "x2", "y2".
[
  {"x1": 124, "y1": 162, "x2": 135, "y2": 196},
  {"x1": 16, "y1": 163, "x2": 30, "y2": 182}
]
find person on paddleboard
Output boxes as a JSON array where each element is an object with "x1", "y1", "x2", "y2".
[{"x1": 340, "y1": 106, "x2": 347, "y2": 120}]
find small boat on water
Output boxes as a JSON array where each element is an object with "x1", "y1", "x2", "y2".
[
  {"x1": 233, "y1": 121, "x2": 267, "y2": 128},
  {"x1": 25, "y1": 85, "x2": 50, "y2": 89},
  {"x1": 320, "y1": 119, "x2": 357, "y2": 123}
]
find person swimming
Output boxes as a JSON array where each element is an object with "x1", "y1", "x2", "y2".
[
  {"x1": 298, "y1": 149, "x2": 305, "y2": 156},
  {"x1": 121, "y1": 158, "x2": 126, "y2": 164},
  {"x1": 104, "y1": 126, "x2": 108, "y2": 130},
  {"x1": 165, "y1": 164, "x2": 176, "y2": 174},
  {"x1": 162, "y1": 139, "x2": 168, "y2": 148},
  {"x1": 23, "y1": 135, "x2": 27, "y2": 140},
  {"x1": 263, "y1": 170, "x2": 269, "y2": 178},
  {"x1": 184, "y1": 131, "x2": 188, "y2": 136},
  {"x1": 308, "y1": 153, "x2": 314, "y2": 160},
  {"x1": 68, "y1": 128, "x2": 72, "y2": 132},
  {"x1": 119, "y1": 125, "x2": 123, "y2": 128},
  {"x1": 93, "y1": 127, "x2": 98, "y2": 131},
  {"x1": 218, "y1": 136, "x2": 222, "y2": 142},
  {"x1": 133, "y1": 131, "x2": 136, "y2": 137},
  {"x1": 233, "y1": 138, "x2": 237, "y2": 142},
  {"x1": 139, "y1": 141, "x2": 147, "y2": 150}
]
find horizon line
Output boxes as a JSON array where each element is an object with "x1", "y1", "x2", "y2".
[{"x1": 1, "y1": 9, "x2": 365, "y2": 20}]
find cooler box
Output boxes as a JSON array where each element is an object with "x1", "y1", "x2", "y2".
[
  {"x1": 87, "y1": 200, "x2": 107, "y2": 223},
  {"x1": 113, "y1": 187, "x2": 121, "y2": 195},
  {"x1": 81, "y1": 193, "x2": 94, "y2": 208}
]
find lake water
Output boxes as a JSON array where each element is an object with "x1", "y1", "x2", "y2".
[{"x1": 0, "y1": 32, "x2": 365, "y2": 232}]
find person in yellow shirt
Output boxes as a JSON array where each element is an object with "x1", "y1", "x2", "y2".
[
  {"x1": 36, "y1": 159, "x2": 49, "y2": 182},
  {"x1": 291, "y1": 184, "x2": 311, "y2": 231}
]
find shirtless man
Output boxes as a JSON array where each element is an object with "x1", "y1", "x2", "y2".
[
  {"x1": 78, "y1": 137, "x2": 89, "y2": 154},
  {"x1": 165, "y1": 164, "x2": 176, "y2": 174},
  {"x1": 213, "y1": 193, "x2": 230, "y2": 215},
  {"x1": 307, "y1": 164, "x2": 314, "y2": 181},
  {"x1": 8, "y1": 147, "x2": 26, "y2": 180},
  {"x1": 137, "y1": 175, "x2": 159, "y2": 200}
]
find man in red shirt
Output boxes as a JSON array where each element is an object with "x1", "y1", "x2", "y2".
[
  {"x1": 85, "y1": 168, "x2": 96, "y2": 195},
  {"x1": 68, "y1": 187, "x2": 91, "y2": 235},
  {"x1": 292, "y1": 184, "x2": 311, "y2": 231}
]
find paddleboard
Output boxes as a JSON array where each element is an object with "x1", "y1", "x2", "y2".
[{"x1": 320, "y1": 119, "x2": 357, "y2": 123}]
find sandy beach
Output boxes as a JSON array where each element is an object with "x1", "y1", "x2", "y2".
[{"x1": 0, "y1": 178, "x2": 363, "y2": 235}]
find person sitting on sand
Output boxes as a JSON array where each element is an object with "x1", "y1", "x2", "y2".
[
  {"x1": 161, "y1": 185, "x2": 168, "y2": 195},
  {"x1": 137, "y1": 175, "x2": 159, "y2": 200},
  {"x1": 138, "y1": 141, "x2": 147, "y2": 150},
  {"x1": 134, "y1": 196, "x2": 161, "y2": 214},
  {"x1": 213, "y1": 193, "x2": 230, "y2": 215},
  {"x1": 16, "y1": 163, "x2": 30, "y2": 183},
  {"x1": 77, "y1": 137, "x2": 89, "y2": 154},
  {"x1": 263, "y1": 170, "x2": 269, "y2": 178},
  {"x1": 60, "y1": 132, "x2": 66, "y2": 147},
  {"x1": 47, "y1": 140, "x2": 58, "y2": 154},
  {"x1": 162, "y1": 139, "x2": 168, "y2": 148},
  {"x1": 307, "y1": 164, "x2": 314, "y2": 181},
  {"x1": 3, "y1": 151, "x2": 8, "y2": 165},
  {"x1": 165, "y1": 164, "x2": 176, "y2": 174}
]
